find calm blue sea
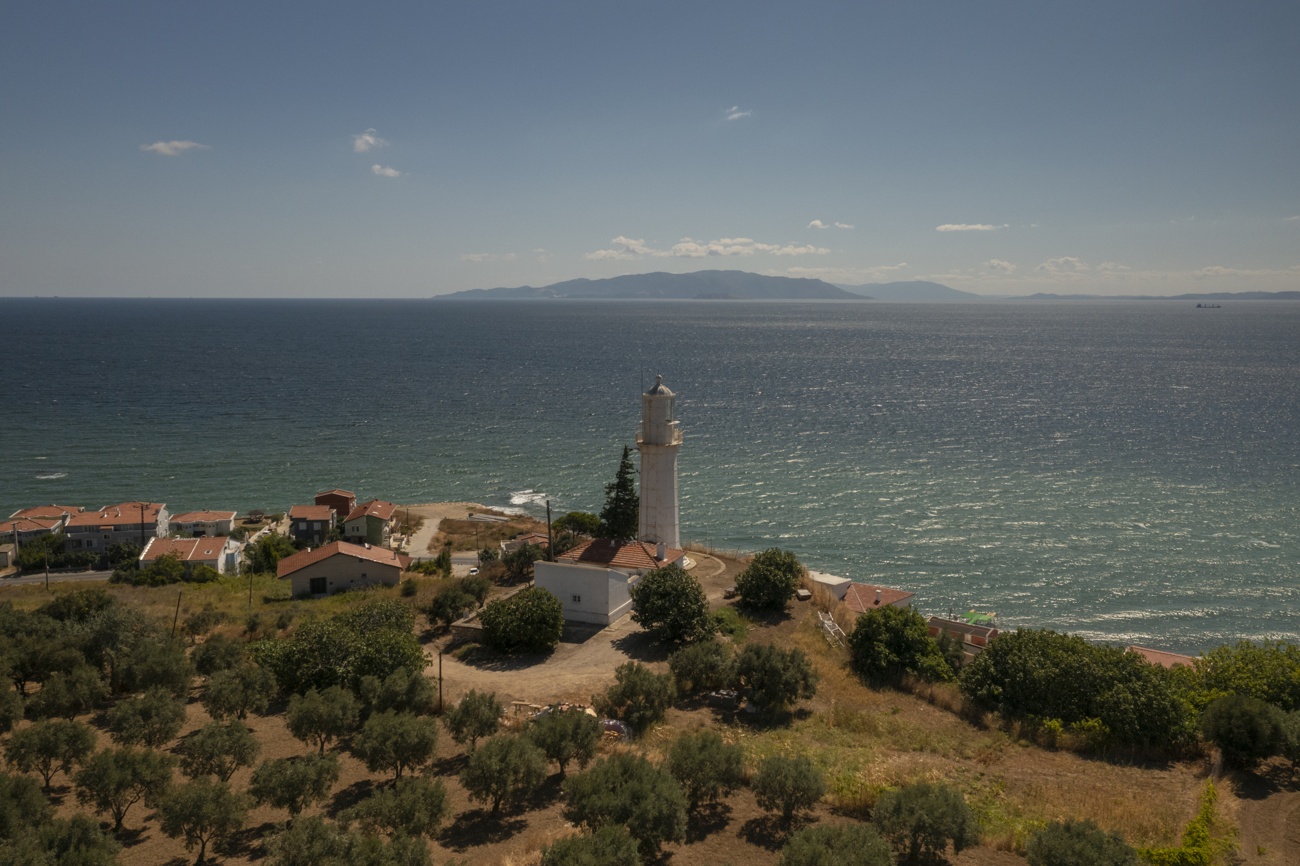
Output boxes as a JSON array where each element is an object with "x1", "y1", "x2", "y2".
[{"x1": 2, "y1": 298, "x2": 1297, "y2": 654}]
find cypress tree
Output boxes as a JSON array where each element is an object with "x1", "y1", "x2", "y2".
[{"x1": 598, "y1": 445, "x2": 639, "y2": 541}]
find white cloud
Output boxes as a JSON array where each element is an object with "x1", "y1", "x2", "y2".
[
  {"x1": 1096, "y1": 261, "x2": 1129, "y2": 273},
  {"x1": 725, "y1": 105, "x2": 752, "y2": 121},
  {"x1": 139, "y1": 140, "x2": 209, "y2": 157},
  {"x1": 371, "y1": 164, "x2": 401, "y2": 178},
  {"x1": 1198, "y1": 265, "x2": 1278, "y2": 277},
  {"x1": 461, "y1": 252, "x2": 519, "y2": 263},
  {"x1": 353, "y1": 129, "x2": 387, "y2": 153},
  {"x1": 1285, "y1": 215, "x2": 1300, "y2": 222},
  {"x1": 984, "y1": 259, "x2": 1017, "y2": 272},
  {"x1": 834, "y1": 222, "x2": 854, "y2": 229},
  {"x1": 584, "y1": 235, "x2": 829, "y2": 261},
  {"x1": 1036, "y1": 256, "x2": 1089, "y2": 273},
  {"x1": 935, "y1": 223, "x2": 1008, "y2": 232},
  {"x1": 808, "y1": 219, "x2": 828, "y2": 229}
]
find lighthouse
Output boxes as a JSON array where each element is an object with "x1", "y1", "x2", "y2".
[{"x1": 637, "y1": 375, "x2": 682, "y2": 548}]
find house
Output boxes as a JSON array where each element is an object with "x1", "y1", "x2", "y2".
[
  {"x1": 534, "y1": 538, "x2": 687, "y2": 626},
  {"x1": 168, "y1": 510, "x2": 237, "y2": 538},
  {"x1": 2, "y1": 516, "x2": 64, "y2": 548},
  {"x1": 276, "y1": 540, "x2": 411, "y2": 597},
  {"x1": 1126, "y1": 646, "x2": 1196, "y2": 669},
  {"x1": 288, "y1": 505, "x2": 335, "y2": 547},
  {"x1": 9, "y1": 504, "x2": 81, "y2": 525},
  {"x1": 314, "y1": 489, "x2": 357, "y2": 522},
  {"x1": 342, "y1": 499, "x2": 397, "y2": 547},
  {"x1": 501, "y1": 532, "x2": 550, "y2": 555},
  {"x1": 843, "y1": 583, "x2": 915, "y2": 615},
  {"x1": 927, "y1": 616, "x2": 999, "y2": 662},
  {"x1": 140, "y1": 536, "x2": 242, "y2": 575},
  {"x1": 63, "y1": 502, "x2": 169, "y2": 554}
]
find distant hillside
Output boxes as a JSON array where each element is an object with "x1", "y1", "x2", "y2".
[
  {"x1": 437, "y1": 270, "x2": 863, "y2": 301},
  {"x1": 837, "y1": 280, "x2": 982, "y2": 302},
  {"x1": 1022, "y1": 290, "x2": 1300, "y2": 301}
]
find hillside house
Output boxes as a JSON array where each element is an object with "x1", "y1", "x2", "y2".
[
  {"x1": 168, "y1": 510, "x2": 237, "y2": 537},
  {"x1": 64, "y1": 502, "x2": 169, "y2": 554},
  {"x1": 314, "y1": 489, "x2": 357, "y2": 521},
  {"x1": 534, "y1": 538, "x2": 686, "y2": 626},
  {"x1": 277, "y1": 540, "x2": 411, "y2": 597},
  {"x1": 140, "y1": 536, "x2": 241, "y2": 575},
  {"x1": 343, "y1": 499, "x2": 397, "y2": 547},
  {"x1": 288, "y1": 505, "x2": 335, "y2": 547}
]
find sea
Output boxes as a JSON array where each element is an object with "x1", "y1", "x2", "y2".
[{"x1": 2, "y1": 297, "x2": 1297, "y2": 655}]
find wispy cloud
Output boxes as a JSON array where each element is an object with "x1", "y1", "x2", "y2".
[
  {"x1": 808, "y1": 219, "x2": 854, "y2": 230},
  {"x1": 139, "y1": 140, "x2": 209, "y2": 157},
  {"x1": 461, "y1": 252, "x2": 518, "y2": 263},
  {"x1": 371, "y1": 164, "x2": 401, "y2": 178},
  {"x1": 353, "y1": 129, "x2": 387, "y2": 153},
  {"x1": 1036, "y1": 256, "x2": 1089, "y2": 273},
  {"x1": 984, "y1": 259, "x2": 1017, "y2": 272},
  {"x1": 936, "y1": 223, "x2": 1008, "y2": 232},
  {"x1": 834, "y1": 222, "x2": 854, "y2": 229},
  {"x1": 584, "y1": 235, "x2": 829, "y2": 261},
  {"x1": 724, "y1": 105, "x2": 752, "y2": 121},
  {"x1": 1285, "y1": 215, "x2": 1300, "y2": 222}
]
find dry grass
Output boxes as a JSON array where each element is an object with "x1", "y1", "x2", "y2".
[{"x1": 435, "y1": 510, "x2": 547, "y2": 553}]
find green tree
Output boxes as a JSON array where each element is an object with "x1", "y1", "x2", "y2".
[
  {"x1": 0, "y1": 770, "x2": 53, "y2": 838},
  {"x1": 502, "y1": 543, "x2": 546, "y2": 583},
  {"x1": 118, "y1": 635, "x2": 194, "y2": 696},
  {"x1": 244, "y1": 533, "x2": 298, "y2": 574},
  {"x1": 460, "y1": 734, "x2": 548, "y2": 814},
  {"x1": 443, "y1": 689, "x2": 503, "y2": 751},
  {"x1": 357, "y1": 668, "x2": 437, "y2": 718},
  {"x1": 201, "y1": 662, "x2": 277, "y2": 720},
  {"x1": 426, "y1": 587, "x2": 476, "y2": 629},
  {"x1": 1025, "y1": 819, "x2": 1139, "y2": 866},
  {"x1": 553, "y1": 511, "x2": 602, "y2": 537},
  {"x1": 1200, "y1": 694, "x2": 1285, "y2": 770},
  {"x1": 287, "y1": 686, "x2": 360, "y2": 754},
  {"x1": 249, "y1": 754, "x2": 341, "y2": 818},
  {"x1": 849, "y1": 605, "x2": 953, "y2": 687},
  {"x1": 25, "y1": 664, "x2": 108, "y2": 720},
  {"x1": 1279, "y1": 710, "x2": 1300, "y2": 775},
  {"x1": 106, "y1": 686, "x2": 187, "y2": 748},
  {"x1": 348, "y1": 774, "x2": 448, "y2": 840},
  {"x1": 352, "y1": 711, "x2": 439, "y2": 781},
  {"x1": 736, "y1": 643, "x2": 818, "y2": 715},
  {"x1": 1194, "y1": 640, "x2": 1300, "y2": 711},
  {"x1": 561, "y1": 753, "x2": 687, "y2": 858},
  {"x1": 191, "y1": 634, "x2": 244, "y2": 677},
  {"x1": 265, "y1": 816, "x2": 345, "y2": 866},
  {"x1": 5, "y1": 719, "x2": 96, "y2": 791},
  {"x1": 73, "y1": 747, "x2": 174, "y2": 833},
  {"x1": 177, "y1": 721, "x2": 261, "y2": 782},
  {"x1": 4, "y1": 813, "x2": 122, "y2": 866},
  {"x1": 597, "y1": 446, "x2": 638, "y2": 542},
  {"x1": 752, "y1": 755, "x2": 826, "y2": 823},
  {"x1": 669, "y1": 639, "x2": 738, "y2": 696},
  {"x1": 135, "y1": 552, "x2": 187, "y2": 587},
  {"x1": 874, "y1": 782, "x2": 978, "y2": 865},
  {"x1": 667, "y1": 730, "x2": 745, "y2": 810},
  {"x1": 0, "y1": 689, "x2": 21, "y2": 735},
  {"x1": 159, "y1": 778, "x2": 249, "y2": 866},
  {"x1": 593, "y1": 662, "x2": 676, "y2": 736},
  {"x1": 630, "y1": 564, "x2": 713, "y2": 644},
  {"x1": 479, "y1": 587, "x2": 564, "y2": 655},
  {"x1": 735, "y1": 548, "x2": 803, "y2": 611},
  {"x1": 541, "y1": 824, "x2": 640, "y2": 866},
  {"x1": 527, "y1": 707, "x2": 602, "y2": 776},
  {"x1": 779, "y1": 824, "x2": 895, "y2": 866}
]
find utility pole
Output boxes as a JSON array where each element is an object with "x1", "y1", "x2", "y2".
[
  {"x1": 437, "y1": 650, "x2": 444, "y2": 714},
  {"x1": 546, "y1": 499, "x2": 554, "y2": 562}
]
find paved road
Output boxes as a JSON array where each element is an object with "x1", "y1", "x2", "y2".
[{"x1": 1, "y1": 570, "x2": 112, "y2": 587}]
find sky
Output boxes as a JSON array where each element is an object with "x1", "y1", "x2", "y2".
[{"x1": 2, "y1": 1, "x2": 1297, "y2": 298}]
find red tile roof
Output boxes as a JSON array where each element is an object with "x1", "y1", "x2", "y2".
[
  {"x1": 557, "y1": 538, "x2": 684, "y2": 571},
  {"x1": 289, "y1": 505, "x2": 335, "y2": 521},
  {"x1": 316, "y1": 489, "x2": 356, "y2": 499},
  {"x1": 171, "y1": 511, "x2": 237, "y2": 523},
  {"x1": 843, "y1": 583, "x2": 915, "y2": 614},
  {"x1": 9, "y1": 505, "x2": 81, "y2": 520},
  {"x1": 1, "y1": 517, "x2": 61, "y2": 534},
  {"x1": 67, "y1": 502, "x2": 164, "y2": 528},
  {"x1": 276, "y1": 541, "x2": 412, "y2": 578},
  {"x1": 142, "y1": 537, "x2": 231, "y2": 564},
  {"x1": 1126, "y1": 646, "x2": 1196, "y2": 669},
  {"x1": 345, "y1": 500, "x2": 397, "y2": 522}
]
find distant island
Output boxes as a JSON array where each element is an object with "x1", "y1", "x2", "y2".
[{"x1": 836, "y1": 280, "x2": 984, "y2": 302}]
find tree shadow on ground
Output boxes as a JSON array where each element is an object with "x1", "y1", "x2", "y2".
[
  {"x1": 1233, "y1": 761, "x2": 1298, "y2": 800},
  {"x1": 225, "y1": 820, "x2": 279, "y2": 861},
  {"x1": 114, "y1": 825, "x2": 149, "y2": 847},
  {"x1": 560, "y1": 622, "x2": 607, "y2": 646},
  {"x1": 439, "y1": 808, "x2": 528, "y2": 852},
  {"x1": 447, "y1": 644, "x2": 552, "y2": 672},
  {"x1": 524, "y1": 773, "x2": 565, "y2": 811},
  {"x1": 685, "y1": 801, "x2": 732, "y2": 843},
  {"x1": 432, "y1": 753, "x2": 470, "y2": 776},
  {"x1": 328, "y1": 778, "x2": 378, "y2": 815},
  {"x1": 610, "y1": 630, "x2": 672, "y2": 663},
  {"x1": 738, "y1": 815, "x2": 792, "y2": 851}
]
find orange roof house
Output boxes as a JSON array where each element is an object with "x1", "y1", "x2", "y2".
[
  {"x1": 534, "y1": 538, "x2": 688, "y2": 627},
  {"x1": 140, "y1": 536, "x2": 241, "y2": 574},
  {"x1": 342, "y1": 499, "x2": 398, "y2": 546},
  {"x1": 842, "y1": 583, "x2": 915, "y2": 615},
  {"x1": 277, "y1": 540, "x2": 411, "y2": 597},
  {"x1": 64, "y1": 502, "x2": 169, "y2": 553}
]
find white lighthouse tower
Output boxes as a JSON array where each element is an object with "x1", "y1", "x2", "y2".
[{"x1": 637, "y1": 375, "x2": 682, "y2": 548}]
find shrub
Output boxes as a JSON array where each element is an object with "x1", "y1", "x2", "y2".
[
  {"x1": 666, "y1": 730, "x2": 745, "y2": 809},
  {"x1": 1200, "y1": 694, "x2": 1285, "y2": 769},
  {"x1": 443, "y1": 689, "x2": 503, "y2": 751},
  {"x1": 562, "y1": 753, "x2": 688, "y2": 858},
  {"x1": 460, "y1": 735, "x2": 548, "y2": 814},
  {"x1": 849, "y1": 604, "x2": 953, "y2": 686},
  {"x1": 191, "y1": 634, "x2": 244, "y2": 677},
  {"x1": 177, "y1": 722, "x2": 260, "y2": 782},
  {"x1": 352, "y1": 711, "x2": 439, "y2": 780},
  {"x1": 249, "y1": 754, "x2": 340, "y2": 817},
  {"x1": 874, "y1": 782, "x2": 978, "y2": 865},
  {"x1": 541, "y1": 824, "x2": 640, "y2": 866},
  {"x1": 527, "y1": 707, "x2": 602, "y2": 776},
  {"x1": 669, "y1": 640, "x2": 738, "y2": 696},
  {"x1": 630, "y1": 564, "x2": 713, "y2": 644},
  {"x1": 158, "y1": 778, "x2": 248, "y2": 866},
  {"x1": 736, "y1": 643, "x2": 818, "y2": 715},
  {"x1": 735, "y1": 548, "x2": 803, "y2": 611},
  {"x1": 1026, "y1": 819, "x2": 1139, "y2": 866},
  {"x1": 480, "y1": 587, "x2": 564, "y2": 654},
  {"x1": 779, "y1": 824, "x2": 895, "y2": 866},
  {"x1": 752, "y1": 755, "x2": 826, "y2": 823},
  {"x1": 593, "y1": 662, "x2": 676, "y2": 735}
]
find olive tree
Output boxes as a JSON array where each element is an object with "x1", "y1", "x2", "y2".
[
  {"x1": 460, "y1": 735, "x2": 548, "y2": 814},
  {"x1": 106, "y1": 686, "x2": 187, "y2": 748},
  {"x1": 779, "y1": 824, "x2": 895, "y2": 866},
  {"x1": 347, "y1": 774, "x2": 448, "y2": 840},
  {"x1": 177, "y1": 721, "x2": 260, "y2": 782},
  {"x1": 249, "y1": 754, "x2": 340, "y2": 817},
  {"x1": 752, "y1": 755, "x2": 825, "y2": 824},
  {"x1": 874, "y1": 782, "x2": 978, "y2": 865},
  {"x1": 159, "y1": 778, "x2": 249, "y2": 866},
  {"x1": 527, "y1": 707, "x2": 602, "y2": 776},
  {"x1": 287, "y1": 685, "x2": 360, "y2": 754},
  {"x1": 5, "y1": 718, "x2": 96, "y2": 792},
  {"x1": 351, "y1": 711, "x2": 439, "y2": 781},
  {"x1": 562, "y1": 753, "x2": 687, "y2": 859},
  {"x1": 73, "y1": 747, "x2": 174, "y2": 833},
  {"x1": 593, "y1": 662, "x2": 676, "y2": 736},
  {"x1": 736, "y1": 643, "x2": 818, "y2": 715},
  {"x1": 1026, "y1": 819, "x2": 1139, "y2": 866},
  {"x1": 541, "y1": 824, "x2": 640, "y2": 866},
  {"x1": 443, "y1": 689, "x2": 503, "y2": 751},
  {"x1": 667, "y1": 730, "x2": 745, "y2": 810}
]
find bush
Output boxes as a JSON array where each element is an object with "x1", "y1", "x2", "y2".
[
  {"x1": 669, "y1": 639, "x2": 738, "y2": 696},
  {"x1": 427, "y1": 588, "x2": 477, "y2": 629},
  {"x1": 752, "y1": 755, "x2": 826, "y2": 823},
  {"x1": 735, "y1": 548, "x2": 803, "y2": 611},
  {"x1": 251, "y1": 610, "x2": 425, "y2": 695},
  {"x1": 1200, "y1": 694, "x2": 1285, "y2": 769},
  {"x1": 443, "y1": 689, "x2": 503, "y2": 751},
  {"x1": 191, "y1": 634, "x2": 244, "y2": 677},
  {"x1": 249, "y1": 754, "x2": 341, "y2": 817},
  {"x1": 352, "y1": 711, "x2": 439, "y2": 781},
  {"x1": 630, "y1": 564, "x2": 713, "y2": 644},
  {"x1": 1026, "y1": 819, "x2": 1139, "y2": 866},
  {"x1": 849, "y1": 604, "x2": 953, "y2": 686},
  {"x1": 106, "y1": 686, "x2": 187, "y2": 748},
  {"x1": 460, "y1": 734, "x2": 548, "y2": 814},
  {"x1": 287, "y1": 686, "x2": 360, "y2": 754},
  {"x1": 593, "y1": 662, "x2": 676, "y2": 736},
  {"x1": 480, "y1": 586, "x2": 565, "y2": 654},
  {"x1": 542, "y1": 824, "x2": 640, "y2": 866},
  {"x1": 562, "y1": 753, "x2": 687, "y2": 858},
  {"x1": 666, "y1": 730, "x2": 745, "y2": 809},
  {"x1": 736, "y1": 643, "x2": 818, "y2": 715},
  {"x1": 779, "y1": 824, "x2": 895, "y2": 866},
  {"x1": 158, "y1": 777, "x2": 249, "y2": 866},
  {"x1": 528, "y1": 707, "x2": 602, "y2": 776},
  {"x1": 357, "y1": 667, "x2": 437, "y2": 717},
  {"x1": 177, "y1": 721, "x2": 260, "y2": 782},
  {"x1": 874, "y1": 782, "x2": 978, "y2": 865}
]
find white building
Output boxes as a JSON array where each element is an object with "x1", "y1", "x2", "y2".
[
  {"x1": 534, "y1": 538, "x2": 686, "y2": 626},
  {"x1": 637, "y1": 375, "x2": 682, "y2": 548}
]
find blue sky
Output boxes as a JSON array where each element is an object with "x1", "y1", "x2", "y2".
[{"x1": 2, "y1": 1, "x2": 1297, "y2": 297}]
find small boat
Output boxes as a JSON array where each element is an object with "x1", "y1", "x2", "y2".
[{"x1": 1196, "y1": 303, "x2": 1221, "y2": 309}]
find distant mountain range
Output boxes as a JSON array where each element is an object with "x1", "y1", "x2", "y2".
[
  {"x1": 836, "y1": 280, "x2": 984, "y2": 302},
  {"x1": 1022, "y1": 291, "x2": 1300, "y2": 301}
]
